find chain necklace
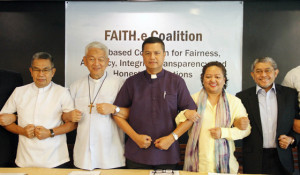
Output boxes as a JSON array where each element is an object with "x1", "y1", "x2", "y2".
[{"x1": 88, "y1": 73, "x2": 107, "y2": 114}]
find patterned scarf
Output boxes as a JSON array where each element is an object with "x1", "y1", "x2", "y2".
[{"x1": 183, "y1": 89, "x2": 231, "y2": 173}]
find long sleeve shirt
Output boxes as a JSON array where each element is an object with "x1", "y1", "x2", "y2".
[
  {"x1": 256, "y1": 84, "x2": 277, "y2": 148},
  {"x1": 70, "y1": 72, "x2": 125, "y2": 170},
  {"x1": 176, "y1": 91, "x2": 251, "y2": 173}
]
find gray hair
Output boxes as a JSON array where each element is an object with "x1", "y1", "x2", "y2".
[
  {"x1": 31, "y1": 52, "x2": 54, "y2": 68},
  {"x1": 85, "y1": 41, "x2": 108, "y2": 58},
  {"x1": 251, "y1": 57, "x2": 278, "y2": 72}
]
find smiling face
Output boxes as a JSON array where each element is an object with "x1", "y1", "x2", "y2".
[
  {"x1": 84, "y1": 47, "x2": 109, "y2": 79},
  {"x1": 203, "y1": 66, "x2": 226, "y2": 95},
  {"x1": 142, "y1": 43, "x2": 166, "y2": 74},
  {"x1": 30, "y1": 59, "x2": 56, "y2": 88},
  {"x1": 251, "y1": 61, "x2": 279, "y2": 92}
]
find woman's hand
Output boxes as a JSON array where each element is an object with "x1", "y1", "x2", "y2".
[
  {"x1": 209, "y1": 127, "x2": 222, "y2": 139},
  {"x1": 184, "y1": 110, "x2": 201, "y2": 122}
]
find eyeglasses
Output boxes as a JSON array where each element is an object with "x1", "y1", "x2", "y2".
[
  {"x1": 31, "y1": 67, "x2": 53, "y2": 74},
  {"x1": 254, "y1": 68, "x2": 274, "y2": 75},
  {"x1": 85, "y1": 56, "x2": 106, "y2": 63},
  {"x1": 151, "y1": 169, "x2": 175, "y2": 175}
]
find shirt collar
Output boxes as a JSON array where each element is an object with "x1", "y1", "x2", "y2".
[
  {"x1": 89, "y1": 71, "x2": 107, "y2": 84},
  {"x1": 256, "y1": 83, "x2": 276, "y2": 94},
  {"x1": 32, "y1": 81, "x2": 52, "y2": 93},
  {"x1": 144, "y1": 69, "x2": 165, "y2": 80}
]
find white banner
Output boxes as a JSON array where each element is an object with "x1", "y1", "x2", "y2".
[{"x1": 66, "y1": 1, "x2": 243, "y2": 94}]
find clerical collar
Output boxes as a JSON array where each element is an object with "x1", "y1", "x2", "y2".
[
  {"x1": 151, "y1": 74, "x2": 157, "y2": 79},
  {"x1": 89, "y1": 71, "x2": 107, "y2": 83},
  {"x1": 144, "y1": 70, "x2": 164, "y2": 80}
]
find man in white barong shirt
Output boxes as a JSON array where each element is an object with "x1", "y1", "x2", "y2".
[
  {"x1": 0, "y1": 52, "x2": 77, "y2": 168},
  {"x1": 63, "y1": 41, "x2": 125, "y2": 170}
]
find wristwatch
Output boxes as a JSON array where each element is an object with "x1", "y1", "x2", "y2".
[
  {"x1": 114, "y1": 106, "x2": 120, "y2": 115},
  {"x1": 49, "y1": 129, "x2": 55, "y2": 138},
  {"x1": 290, "y1": 137, "x2": 295, "y2": 145},
  {"x1": 172, "y1": 132, "x2": 178, "y2": 141}
]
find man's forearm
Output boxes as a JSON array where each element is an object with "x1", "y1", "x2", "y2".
[
  {"x1": 52, "y1": 122, "x2": 77, "y2": 136},
  {"x1": 0, "y1": 114, "x2": 17, "y2": 126},
  {"x1": 173, "y1": 120, "x2": 193, "y2": 137},
  {"x1": 62, "y1": 112, "x2": 71, "y2": 122},
  {"x1": 113, "y1": 115, "x2": 137, "y2": 139},
  {"x1": 114, "y1": 107, "x2": 130, "y2": 120},
  {"x1": 4, "y1": 123, "x2": 25, "y2": 136}
]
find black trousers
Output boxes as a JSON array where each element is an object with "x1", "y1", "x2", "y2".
[
  {"x1": 0, "y1": 162, "x2": 17, "y2": 168},
  {"x1": 262, "y1": 148, "x2": 292, "y2": 175},
  {"x1": 54, "y1": 161, "x2": 71, "y2": 168}
]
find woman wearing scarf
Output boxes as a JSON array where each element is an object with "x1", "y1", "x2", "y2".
[{"x1": 175, "y1": 61, "x2": 251, "y2": 173}]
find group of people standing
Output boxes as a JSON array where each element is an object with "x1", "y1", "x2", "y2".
[{"x1": 0, "y1": 37, "x2": 299, "y2": 175}]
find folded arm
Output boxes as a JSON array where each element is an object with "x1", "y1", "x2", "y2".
[
  {"x1": 113, "y1": 107, "x2": 130, "y2": 120},
  {"x1": 4, "y1": 123, "x2": 35, "y2": 138},
  {"x1": 0, "y1": 113, "x2": 17, "y2": 126},
  {"x1": 113, "y1": 114, "x2": 151, "y2": 149},
  {"x1": 35, "y1": 121, "x2": 77, "y2": 140},
  {"x1": 62, "y1": 109, "x2": 82, "y2": 122},
  {"x1": 233, "y1": 117, "x2": 250, "y2": 130},
  {"x1": 4, "y1": 121, "x2": 77, "y2": 140},
  {"x1": 154, "y1": 120, "x2": 193, "y2": 150}
]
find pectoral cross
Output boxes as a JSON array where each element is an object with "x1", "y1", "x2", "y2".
[{"x1": 88, "y1": 103, "x2": 94, "y2": 114}]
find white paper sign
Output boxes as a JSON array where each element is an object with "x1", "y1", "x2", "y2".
[
  {"x1": 149, "y1": 170, "x2": 179, "y2": 175},
  {"x1": 66, "y1": 1, "x2": 243, "y2": 94}
]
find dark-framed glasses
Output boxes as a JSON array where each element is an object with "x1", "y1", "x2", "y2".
[{"x1": 31, "y1": 67, "x2": 53, "y2": 74}]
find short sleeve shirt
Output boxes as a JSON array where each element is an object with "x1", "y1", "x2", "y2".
[{"x1": 114, "y1": 69, "x2": 197, "y2": 165}]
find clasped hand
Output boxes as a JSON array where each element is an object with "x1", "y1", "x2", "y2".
[
  {"x1": 278, "y1": 135, "x2": 293, "y2": 149},
  {"x1": 63, "y1": 109, "x2": 82, "y2": 122},
  {"x1": 154, "y1": 135, "x2": 175, "y2": 150},
  {"x1": 23, "y1": 124, "x2": 52, "y2": 140},
  {"x1": 96, "y1": 103, "x2": 115, "y2": 115},
  {"x1": 233, "y1": 117, "x2": 249, "y2": 130},
  {"x1": 0, "y1": 113, "x2": 16, "y2": 126},
  {"x1": 133, "y1": 134, "x2": 175, "y2": 151},
  {"x1": 184, "y1": 110, "x2": 201, "y2": 122},
  {"x1": 209, "y1": 127, "x2": 222, "y2": 139},
  {"x1": 133, "y1": 134, "x2": 152, "y2": 149}
]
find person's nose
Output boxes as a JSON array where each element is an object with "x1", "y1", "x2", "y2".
[
  {"x1": 210, "y1": 77, "x2": 216, "y2": 82},
  {"x1": 150, "y1": 53, "x2": 155, "y2": 60},
  {"x1": 261, "y1": 71, "x2": 267, "y2": 76},
  {"x1": 38, "y1": 70, "x2": 45, "y2": 76},
  {"x1": 94, "y1": 59, "x2": 101, "y2": 65}
]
